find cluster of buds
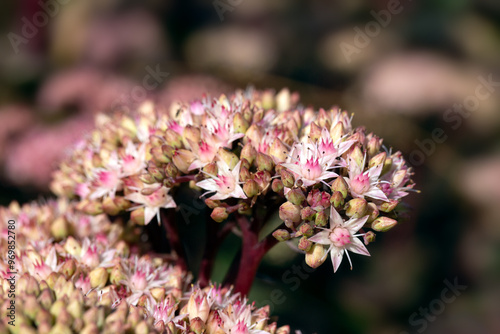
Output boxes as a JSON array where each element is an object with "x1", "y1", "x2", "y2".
[
  {"x1": 50, "y1": 88, "x2": 415, "y2": 273},
  {"x1": 0, "y1": 201, "x2": 293, "y2": 333}
]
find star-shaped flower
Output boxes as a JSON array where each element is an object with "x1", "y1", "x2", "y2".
[{"x1": 308, "y1": 206, "x2": 370, "y2": 272}]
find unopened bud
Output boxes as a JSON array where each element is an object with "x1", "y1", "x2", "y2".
[
  {"x1": 89, "y1": 267, "x2": 108, "y2": 289},
  {"x1": 279, "y1": 202, "x2": 301, "y2": 224},
  {"x1": 147, "y1": 162, "x2": 164, "y2": 181},
  {"x1": 379, "y1": 199, "x2": 399, "y2": 213},
  {"x1": 298, "y1": 223, "x2": 313, "y2": 237},
  {"x1": 307, "y1": 189, "x2": 330, "y2": 209},
  {"x1": 165, "y1": 129, "x2": 183, "y2": 148},
  {"x1": 286, "y1": 188, "x2": 305, "y2": 205},
  {"x1": 314, "y1": 210, "x2": 329, "y2": 227},
  {"x1": 130, "y1": 207, "x2": 145, "y2": 225},
  {"x1": 190, "y1": 317, "x2": 206, "y2": 334},
  {"x1": 271, "y1": 179, "x2": 284, "y2": 193},
  {"x1": 203, "y1": 162, "x2": 218, "y2": 177},
  {"x1": 51, "y1": 217, "x2": 69, "y2": 240},
  {"x1": 240, "y1": 143, "x2": 257, "y2": 165},
  {"x1": 364, "y1": 231, "x2": 376, "y2": 245},
  {"x1": 309, "y1": 122, "x2": 322, "y2": 142},
  {"x1": 365, "y1": 202, "x2": 379, "y2": 223},
  {"x1": 164, "y1": 162, "x2": 179, "y2": 178},
  {"x1": 217, "y1": 148, "x2": 239, "y2": 169},
  {"x1": 330, "y1": 122, "x2": 345, "y2": 143},
  {"x1": 205, "y1": 198, "x2": 221, "y2": 209},
  {"x1": 272, "y1": 229, "x2": 291, "y2": 242},
  {"x1": 59, "y1": 259, "x2": 76, "y2": 279},
  {"x1": 233, "y1": 113, "x2": 249, "y2": 134},
  {"x1": 301, "y1": 207, "x2": 316, "y2": 221},
  {"x1": 172, "y1": 149, "x2": 195, "y2": 174},
  {"x1": 367, "y1": 135, "x2": 382, "y2": 157},
  {"x1": 371, "y1": 217, "x2": 397, "y2": 232},
  {"x1": 102, "y1": 196, "x2": 120, "y2": 216},
  {"x1": 151, "y1": 146, "x2": 170, "y2": 164},
  {"x1": 269, "y1": 139, "x2": 288, "y2": 164},
  {"x1": 368, "y1": 152, "x2": 386, "y2": 169},
  {"x1": 305, "y1": 244, "x2": 327, "y2": 268},
  {"x1": 256, "y1": 153, "x2": 274, "y2": 172},
  {"x1": 345, "y1": 198, "x2": 367, "y2": 218},
  {"x1": 211, "y1": 207, "x2": 228, "y2": 223},
  {"x1": 184, "y1": 125, "x2": 201, "y2": 144},
  {"x1": 330, "y1": 191, "x2": 344, "y2": 209},
  {"x1": 243, "y1": 180, "x2": 259, "y2": 197},
  {"x1": 349, "y1": 146, "x2": 364, "y2": 168},
  {"x1": 280, "y1": 169, "x2": 295, "y2": 188},
  {"x1": 298, "y1": 236, "x2": 313, "y2": 251}
]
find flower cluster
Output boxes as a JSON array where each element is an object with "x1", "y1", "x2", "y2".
[
  {"x1": 51, "y1": 88, "x2": 415, "y2": 273},
  {"x1": 0, "y1": 201, "x2": 292, "y2": 333}
]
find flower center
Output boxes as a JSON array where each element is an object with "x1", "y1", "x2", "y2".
[
  {"x1": 215, "y1": 175, "x2": 235, "y2": 194},
  {"x1": 302, "y1": 158, "x2": 323, "y2": 180},
  {"x1": 329, "y1": 227, "x2": 351, "y2": 247},
  {"x1": 131, "y1": 270, "x2": 148, "y2": 291},
  {"x1": 351, "y1": 173, "x2": 370, "y2": 195}
]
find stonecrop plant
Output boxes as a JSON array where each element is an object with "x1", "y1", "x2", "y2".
[{"x1": 1, "y1": 88, "x2": 416, "y2": 333}]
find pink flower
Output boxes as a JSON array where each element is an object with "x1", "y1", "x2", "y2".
[
  {"x1": 308, "y1": 207, "x2": 370, "y2": 272},
  {"x1": 282, "y1": 142, "x2": 339, "y2": 187},
  {"x1": 346, "y1": 157, "x2": 388, "y2": 201},
  {"x1": 196, "y1": 160, "x2": 247, "y2": 201},
  {"x1": 120, "y1": 142, "x2": 147, "y2": 176},
  {"x1": 125, "y1": 184, "x2": 176, "y2": 225}
]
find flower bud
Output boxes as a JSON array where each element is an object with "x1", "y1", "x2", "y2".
[
  {"x1": 172, "y1": 149, "x2": 195, "y2": 174},
  {"x1": 309, "y1": 122, "x2": 322, "y2": 142},
  {"x1": 190, "y1": 317, "x2": 206, "y2": 334},
  {"x1": 114, "y1": 197, "x2": 131, "y2": 211},
  {"x1": 379, "y1": 199, "x2": 399, "y2": 213},
  {"x1": 147, "y1": 162, "x2": 164, "y2": 181},
  {"x1": 315, "y1": 210, "x2": 328, "y2": 227},
  {"x1": 345, "y1": 198, "x2": 367, "y2": 218},
  {"x1": 367, "y1": 135, "x2": 382, "y2": 157},
  {"x1": 364, "y1": 231, "x2": 376, "y2": 245},
  {"x1": 269, "y1": 139, "x2": 288, "y2": 164},
  {"x1": 286, "y1": 188, "x2": 305, "y2": 206},
  {"x1": 272, "y1": 229, "x2": 291, "y2": 242},
  {"x1": 298, "y1": 236, "x2": 313, "y2": 251},
  {"x1": 233, "y1": 113, "x2": 249, "y2": 134},
  {"x1": 330, "y1": 191, "x2": 344, "y2": 209},
  {"x1": 330, "y1": 122, "x2": 345, "y2": 143},
  {"x1": 298, "y1": 223, "x2": 314, "y2": 237},
  {"x1": 38, "y1": 288, "x2": 54, "y2": 310},
  {"x1": 271, "y1": 179, "x2": 284, "y2": 194},
  {"x1": 254, "y1": 171, "x2": 271, "y2": 194},
  {"x1": 256, "y1": 153, "x2": 274, "y2": 172},
  {"x1": 102, "y1": 196, "x2": 120, "y2": 216},
  {"x1": 130, "y1": 207, "x2": 145, "y2": 225},
  {"x1": 203, "y1": 162, "x2": 218, "y2": 177},
  {"x1": 59, "y1": 259, "x2": 76, "y2": 279},
  {"x1": 110, "y1": 266, "x2": 127, "y2": 285},
  {"x1": 205, "y1": 199, "x2": 221, "y2": 209},
  {"x1": 368, "y1": 152, "x2": 386, "y2": 169},
  {"x1": 217, "y1": 148, "x2": 239, "y2": 170},
  {"x1": 365, "y1": 202, "x2": 379, "y2": 223},
  {"x1": 245, "y1": 124, "x2": 263, "y2": 146},
  {"x1": 300, "y1": 206, "x2": 316, "y2": 221},
  {"x1": 243, "y1": 180, "x2": 259, "y2": 197},
  {"x1": 139, "y1": 173, "x2": 156, "y2": 184},
  {"x1": 89, "y1": 268, "x2": 108, "y2": 289},
  {"x1": 81, "y1": 200, "x2": 104, "y2": 215},
  {"x1": 187, "y1": 293, "x2": 210, "y2": 322},
  {"x1": 51, "y1": 217, "x2": 69, "y2": 240},
  {"x1": 165, "y1": 129, "x2": 183, "y2": 148},
  {"x1": 162, "y1": 144, "x2": 176, "y2": 159},
  {"x1": 150, "y1": 287, "x2": 166, "y2": 302},
  {"x1": 67, "y1": 298, "x2": 83, "y2": 319},
  {"x1": 307, "y1": 189, "x2": 330, "y2": 209},
  {"x1": 280, "y1": 169, "x2": 295, "y2": 188},
  {"x1": 382, "y1": 157, "x2": 393, "y2": 175},
  {"x1": 151, "y1": 146, "x2": 170, "y2": 164},
  {"x1": 211, "y1": 207, "x2": 228, "y2": 223},
  {"x1": 349, "y1": 145, "x2": 364, "y2": 168},
  {"x1": 305, "y1": 244, "x2": 327, "y2": 268},
  {"x1": 240, "y1": 143, "x2": 256, "y2": 165},
  {"x1": 371, "y1": 217, "x2": 397, "y2": 232},
  {"x1": 184, "y1": 125, "x2": 201, "y2": 144},
  {"x1": 163, "y1": 163, "x2": 179, "y2": 179},
  {"x1": 279, "y1": 202, "x2": 301, "y2": 224}
]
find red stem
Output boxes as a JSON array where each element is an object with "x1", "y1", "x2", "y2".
[
  {"x1": 232, "y1": 213, "x2": 278, "y2": 296},
  {"x1": 160, "y1": 208, "x2": 188, "y2": 271}
]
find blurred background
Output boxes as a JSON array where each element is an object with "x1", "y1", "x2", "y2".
[{"x1": 1, "y1": 0, "x2": 500, "y2": 333}]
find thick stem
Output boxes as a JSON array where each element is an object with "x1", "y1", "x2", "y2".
[
  {"x1": 231, "y1": 213, "x2": 279, "y2": 296},
  {"x1": 160, "y1": 208, "x2": 188, "y2": 271},
  {"x1": 198, "y1": 218, "x2": 218, "y2": 287}
]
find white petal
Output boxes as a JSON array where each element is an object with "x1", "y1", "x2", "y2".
[
  {"x1": 329, "y1": 207, "x2": 344, "y2": 228},
  {"x1": 365, "y1": 187, "x2": 388, "y2": 201},
  {"x1": 330, "y1": 247, "x2": 344, "y2": 273},
  {"x1": 125, "y1": 192, "x2": 145, "y2": 204},
  {"x1": 344, "y1": 215, "x2": 369, "y2": 233},
  {"x1": 231, "y1": 185, "x2": 248, "y2": 199},
  {"x1": 347, "y1": 237, "x2": 370, "y2": 256},
  {"x1": 144, "y1": 207, "x2": 157, "y2": 225},
  {"x1": 196, "y1": 179, "x2": 218, "y2": 192},
  {"x1": 308, "y1": 231, "x2": 331, "y2": 245}
]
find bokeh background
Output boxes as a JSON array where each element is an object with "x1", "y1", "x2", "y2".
[{"x1": 1, "y1": 0, "x2": 500, "y2": 333}]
